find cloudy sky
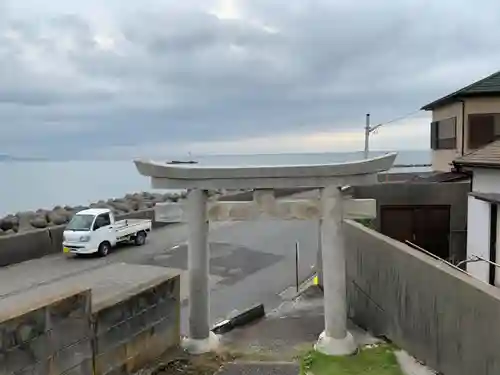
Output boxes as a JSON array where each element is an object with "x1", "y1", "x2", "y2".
[{"x1": 2, "y1": 0, "x2": 500, "y2": 159}]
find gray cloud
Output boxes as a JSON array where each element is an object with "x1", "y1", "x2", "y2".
[{"x1": 2, "y1": 0, "x2": 500, "y2": 158}]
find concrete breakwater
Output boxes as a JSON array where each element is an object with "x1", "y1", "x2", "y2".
[
  {"x1": 0, "y1": 209, "x2": 162, "y2": 267},
  {"x1": 0, "y1": 190, "x2": 192, "y2": 267},
  {"x1": 0, "y1": 190, "x2": 190, "y2": 236},
  {"x1": 0, "y1": 186, "x2": 308, "y2": 236}
]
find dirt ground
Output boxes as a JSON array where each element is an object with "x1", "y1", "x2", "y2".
[{"x1": 139, "y1": 352, "x2": 237, "y2": 375}]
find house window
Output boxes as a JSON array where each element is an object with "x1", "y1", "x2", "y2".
[
  {"x1": 468, "y1": 113, "x2": 500, "y2": 149},
  {"x1": 430, "y1": 117, "x2": 456, "y2": 150}
]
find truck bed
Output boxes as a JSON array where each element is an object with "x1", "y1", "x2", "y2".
[{"x1": 114, "y1": 219, "x2": 151, "y2": 238}]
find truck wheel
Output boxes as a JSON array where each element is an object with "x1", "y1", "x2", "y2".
[
  {"x1": 98, "y1": 242, "x2": 111, "y2": 257},
  {"x1": 134, "y1": 231, "x2": 147, "y2": 246}
]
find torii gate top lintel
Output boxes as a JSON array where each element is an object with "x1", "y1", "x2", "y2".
[{"x1": 133, "y1": 152, "x2": 397, "y2": 190}]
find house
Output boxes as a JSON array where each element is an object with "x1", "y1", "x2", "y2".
[
  {"x1": 422, "y1": 71, "x2": 500, "y2": 171},
  {"x1": 454, "y1": 141, "x2": 500, "y2": 285}
]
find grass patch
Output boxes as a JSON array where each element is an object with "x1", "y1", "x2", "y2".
[{"x1": 300, "y1": 344, "x2": 404, "y2": 375}]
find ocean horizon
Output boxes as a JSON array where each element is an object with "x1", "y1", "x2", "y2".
[{"x1": 0, "y1": 150, "x2": 430, "y2": 216}]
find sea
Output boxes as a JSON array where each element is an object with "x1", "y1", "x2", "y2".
[{"x1": 0, "y1": 150, "x2": 430, "y2": 216}]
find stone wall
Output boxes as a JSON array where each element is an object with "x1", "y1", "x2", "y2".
[
  {"x1": 345, "y1": 220, "x2": 500, "y2": 375},
  {"x1": 93, "y1": 274, "x2": 181, "y2": 375},
  {"x1": 0, "y1": 288, "x2": 93, "y2": 375}
]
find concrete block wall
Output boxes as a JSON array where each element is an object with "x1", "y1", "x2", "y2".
[
  {"x1": 352, "y1": 181, "x2": 470, "y2": 262},
  {"x1": 0, "y1": 273, "x2": 181, "y2": 375},
  {"x1": 0, "y1": 288, "x2": 93, "y2": 375},
  {"x1": 345, "y1": 220, "x2": 500, "y2": 375},
  {"x1": 92, "y1": 274, "x2": 181, "y2": 375}
]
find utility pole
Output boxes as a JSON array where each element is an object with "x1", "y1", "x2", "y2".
[
  {"x1": 364, "y1": 113, "x2": 383, "y2": 159},
  {"x1": 364, "y1": 114, "x2": 370, "y2": 159}
]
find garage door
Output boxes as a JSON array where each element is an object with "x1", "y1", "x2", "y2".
[{"x1": 380, "y1": 205, "x2": 451, "y2": 260}]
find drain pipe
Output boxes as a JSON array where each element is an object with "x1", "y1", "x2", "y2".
[{"x1": 459, "y1": 99, "x2": 466, "y2": 156}]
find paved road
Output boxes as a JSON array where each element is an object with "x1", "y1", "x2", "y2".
[{"x1": 0, "y1": 204, "x2": 319, "y2": 334}]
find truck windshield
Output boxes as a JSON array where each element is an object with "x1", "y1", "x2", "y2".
[{"x1": 66, "y1": 214, "x2": 94, "y2": 231}]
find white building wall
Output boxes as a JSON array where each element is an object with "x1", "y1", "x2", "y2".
[
  {"x1": 473, "y1": 168, "x2": 500, "y2": 194},
  {"x1": 466, "y1": 195, "x2": 491, "y2": 283},
  {"x1": 496, "y1": 210, "x2": 500, "y2": 287}
]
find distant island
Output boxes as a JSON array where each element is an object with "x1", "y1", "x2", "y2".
[{"x1": 0, "y1": 154, "x2": 46, "y2": 162}]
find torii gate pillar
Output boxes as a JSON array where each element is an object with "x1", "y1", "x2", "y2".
[
  {"x1": 134, "y1": 153, "x2": 396, "y2": 355},
  {"x1": 316, "y1": 185, "x2": 355, "y2": 354},
  {"x1": 185, "y1": 189, "x2": 211, "y2": 344}
]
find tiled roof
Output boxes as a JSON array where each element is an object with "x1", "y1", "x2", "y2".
[
  {"x1": 454, "y1": 140, "x2": 500, "y2": 168},
  {"x1": 408, "y1": 171, "x2": 470, "y2": 182},
  {"x1": 422, "y1": 71, "x2": 500, "y2": 110},
  {"x1": 470, "y1": 191, "x2": 500, "y2": 204}
]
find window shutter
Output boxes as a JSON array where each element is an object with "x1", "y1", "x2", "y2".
[
  {"x1": 494, "y1": 114, "x2": 500, "y2": 138},
  {"x1": 430, "y1": 121, "x2": 438, "y2": 150},
  {"x1": 469, "y1": 114, "x2": 495, "y2": 149}
]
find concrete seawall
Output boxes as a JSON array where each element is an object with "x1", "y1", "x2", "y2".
[{"x1": 0, "y1": 209, "x2": 166, "y2": 267}]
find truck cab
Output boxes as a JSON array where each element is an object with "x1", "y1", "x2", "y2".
[{"x1": 63, "y1": 208, "x2": 151, "y2": 256}]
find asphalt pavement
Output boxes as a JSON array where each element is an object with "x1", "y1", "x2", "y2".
[{"x1": 0, "y1": 213, "x2": 319, "y2": 334}]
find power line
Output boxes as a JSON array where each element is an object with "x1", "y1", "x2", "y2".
[
  {"x1": 375, "y1": 109, "x2": 423, "y2": 128},
  {"x1": 364, "y1": 108, "x2": 424, "y2": 158}
]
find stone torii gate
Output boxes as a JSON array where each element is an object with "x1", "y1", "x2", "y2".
[{"x1": 134, "y1": 152, "x2": 396, "y2": 355}]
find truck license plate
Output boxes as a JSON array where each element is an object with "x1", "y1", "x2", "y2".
[{"x1": 63, "y1": 247, "x2": 70, "y2": 253}]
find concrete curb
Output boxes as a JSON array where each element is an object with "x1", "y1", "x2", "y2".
[{"x1": 212, "y1": 304, "x2": 265, "y2": 335}]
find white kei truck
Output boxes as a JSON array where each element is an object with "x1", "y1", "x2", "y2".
[{"x1": 62, "y1": 208, "x2": 152, "y2": 256}]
